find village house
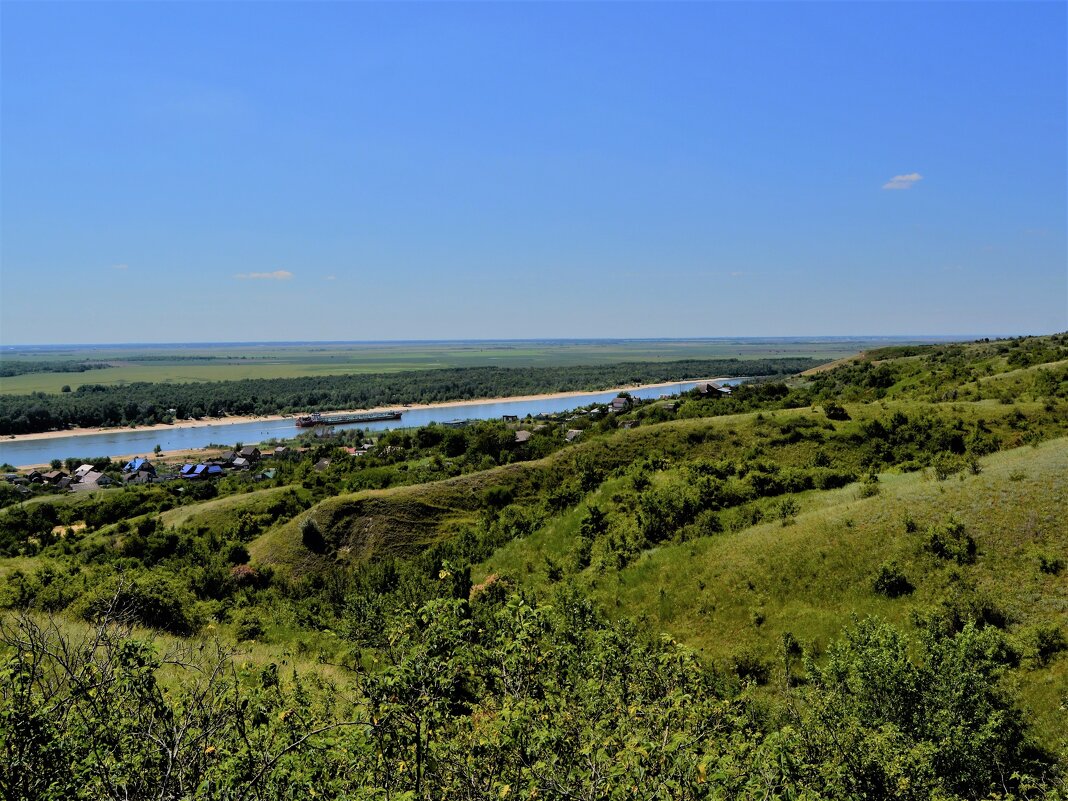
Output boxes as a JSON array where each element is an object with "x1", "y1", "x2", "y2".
[
  {"x1": 42, "y1": 469, "x2": 68, "y2": 485},
  {"x1": 565, "y1": 429, "x2": 583, "y2": 443},
  {"x1": 610, "y1": 396, "x2": 630, "y2": 412},
  {"x1": 71, "y1": 471, "x2": 114, "y2": 492},
  {"x1": 180, "y1": 464, "x2": 224, "y2": 480},
  {"x1": 694, "y1": 382, "x2": 731, "y2": 396},
  {"x1": 514, "y1": 430, "x2": 532, "y2": 444},
  {"x1": 123, "y1": 457, "x2": 155, "y2": 475},
  {"x1": 238, "y1": 446, "x2": 261, "y2": 462}
]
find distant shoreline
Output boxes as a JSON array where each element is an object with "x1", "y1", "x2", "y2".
[
  {"x1": 3, "y1": 377, "x2": 730, "y2": 447},
  {"x1": 3, "y1": 336, "x2": 955, "y2": 350}
]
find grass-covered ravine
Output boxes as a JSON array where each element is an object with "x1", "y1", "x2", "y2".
[{"x1": 1, "y1": 333, "x2": 1066, "y2": 799}]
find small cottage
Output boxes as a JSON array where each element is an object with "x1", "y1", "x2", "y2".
[
  {"x1": 42, "y1": 470, "x2": 68, "y2": 484},
  {"x1": 72, "y1": 471, "x2": 113, "y2": 491},
  {"x1": 123, "y1": 457, "x2": 155, "y2": 475}
]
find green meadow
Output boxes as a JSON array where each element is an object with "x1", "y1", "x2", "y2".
[{"x1": 0, "y1": 337, "x2": 923, "y2": 394}]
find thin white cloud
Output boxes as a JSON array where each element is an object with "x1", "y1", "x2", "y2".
[
  {"x1": 324, "y1": 275, "x2": 336, "y2": 281},
  {"x1": 729, "y1": 271, "x2": 745, "y2": 277},
  {"x1": 883, "y1": 172, "x2": 923, "y2": 190},
  {"x1": 235, "y1": 270, "x2": 294, "y2": 281},
  {"x1": 111, "y1": 263, "x2": 129, "y2": 270}
]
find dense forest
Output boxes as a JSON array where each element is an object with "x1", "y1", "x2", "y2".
[
  {"x1": 0, "y1": 334, "x2": 1066, "y2": 799},
  {"x1": 0, "y1": 357, "x2": 819, "y2": 435}
]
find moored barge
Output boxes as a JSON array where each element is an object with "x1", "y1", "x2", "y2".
[{"x1": 295, "y1": 410, "x2": 403, "y2": 427}]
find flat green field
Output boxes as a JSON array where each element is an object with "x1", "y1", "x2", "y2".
[{"x1": 0, "y1": 337, "x2": 935, "y2": 394}]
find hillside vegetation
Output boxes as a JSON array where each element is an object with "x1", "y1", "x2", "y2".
[{"x1": 1, "y1": 332, "x2": 1066, "y2": 800}]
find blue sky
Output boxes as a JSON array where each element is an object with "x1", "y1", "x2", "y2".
[{"x1": 2, "y1": 1, "x2": 1065, "y2": 344}]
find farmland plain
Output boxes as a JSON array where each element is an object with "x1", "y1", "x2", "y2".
[{"x1": 0, "y1": 337, "x2": 943, "y2": 394}]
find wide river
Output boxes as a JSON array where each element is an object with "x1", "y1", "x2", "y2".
[{"x1": 0, "y1": 379, "x2": 742, "y2": 467}]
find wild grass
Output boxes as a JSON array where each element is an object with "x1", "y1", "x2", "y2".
[
  {"x1": 470, "y1": 434, "x2": 1066, "y2": 745},
  {"x1": 158, "y1": 484, "x2": 307, "y2": 529},
  {"x1": 587, "y1": 438, "x2": 1067, "y2": 744}
]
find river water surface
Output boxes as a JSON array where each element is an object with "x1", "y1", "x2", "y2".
[{"x1": 0, "y1": 380, "x2": 744, "y2": 467}]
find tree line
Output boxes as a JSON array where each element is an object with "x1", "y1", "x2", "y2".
[{"x1": 0, "y1": 360, "x2": 108, "y2": 378}]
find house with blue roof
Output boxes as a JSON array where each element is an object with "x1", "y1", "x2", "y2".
[
  {"x1": 179, "y1": 463, "x2": 225, "y2": 480},
  {"x1": 123, "y1": 457, "x2": 155, "y2": 475}
]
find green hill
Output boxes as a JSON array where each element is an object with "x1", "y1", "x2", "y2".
[{"x1": 2, "y1": 333, "x2": 1066, "y2": 798}]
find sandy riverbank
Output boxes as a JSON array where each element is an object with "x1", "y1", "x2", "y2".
[
  {"x1": 3, "y1": 377, "x2": 730, "y2": 446},
  {"x1": 4, "y1": 414, "x2": 294, "y2": 443}
]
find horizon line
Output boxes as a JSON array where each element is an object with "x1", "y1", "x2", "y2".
[{"x1": 0, "y1": 333, "x2": 1045, "y2": 350}]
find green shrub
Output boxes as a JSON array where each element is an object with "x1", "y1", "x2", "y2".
[
  {"x1": 730, "y1": 649, "x2": 770, "y2": 684},
  {"x1": 693, "y1": 508, "x2": 723, "y2": 536},
  {"x1": 234, "y1": 609, "x2": 265, "y2": 641},
  {"x1": 872, "y1": 561, "x2": 914, "y2": 597},
  {"x1": 1030, "y1": 624, "x2": 1067, "y2": 666},
  {"x1": 1037, "y1": 552, "x2": 1064, "y2": 575},
  {"x1": 823, "y1": 402, "x2": 850, "y2": 421},
  {"x1": 774, "y1": 497, "x2": 800, "y2": 526},
  {"x1": 300, "y1": 516, "x2": 328, "y2": 553},
  {"x1": 482, "y1": 485, "x2": 515, "y2": 510},
  {"x1": 78, "y1": 576, "x2": 201, "y2": 635},
  {"x1": 226, "y1": 543, "x2": 250, "y2": 565},
  {"x1": 926, "y1": 518, "x2": 976, "y2": 565},
  {"x1": 858, "y1": 473, "x2": 880, "y2": 498},
  {"x1": 932, "y1": 453, "x2": 964, "y2": 481},
  {"x1": 802, "y1": 619, "x2": 1038, "y2": 800}
]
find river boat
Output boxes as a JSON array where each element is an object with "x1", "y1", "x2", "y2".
[{"x1": 295, "y1": 410, "x2": 403, "y2": 427}]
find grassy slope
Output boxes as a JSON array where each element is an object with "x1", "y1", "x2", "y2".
[
  {"x1": 249, "y1": 463, "x2": 545, "y2": 574},
  {"x1": 246, "y1": 408, "x2": 831, "y2": 575},
  {"x1": 158, "y1": 485, "x2": 305, "y2": 529},
  {"x1": 251, "y1": 394, "x2": 1061, "y2": 576},
  {"x1": 475, "y1": 438, "x2": 1068, "y2": 746}
]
